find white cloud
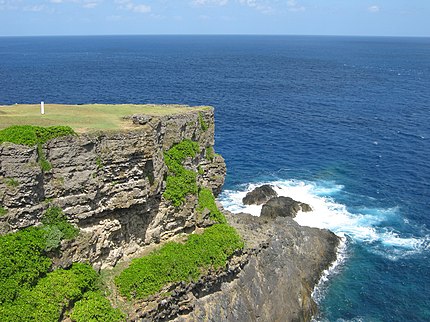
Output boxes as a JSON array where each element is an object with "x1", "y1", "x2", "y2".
[
  {"x1": 23, "y1": 4, "x2": 45, "y2": 11},
  {"x1": 368, "y1": 5, "x2": 380, "y2": 13},
  {"x1": 192, "y1": 0, "x2": 228, "y2": 6},
  {"x1": 238, "y1": 0, "x2": 273, "y2": 14},
  {"x1": 115, "y1": 0, "x2": 151, "y2": 13},
  {"x1": 287, "y1": 0, "x2": 305, "y2": 12}
]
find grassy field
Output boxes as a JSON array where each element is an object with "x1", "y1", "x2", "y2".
[{"x1": 0, "y1": 104, "x2": 210, "y2": 133}]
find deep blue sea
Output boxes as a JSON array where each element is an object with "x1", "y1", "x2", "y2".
[{"x1": 1, "y1": 35, "x2": 429, "y2": 321}]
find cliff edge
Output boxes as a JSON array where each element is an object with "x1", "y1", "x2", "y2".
[{"x1": 0, "y1": 104, "x2": 339, "y2": 321}]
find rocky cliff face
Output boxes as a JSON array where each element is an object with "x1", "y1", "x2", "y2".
[{"x1": 0, "y1": 108, "x2": 225, "y2": 269}]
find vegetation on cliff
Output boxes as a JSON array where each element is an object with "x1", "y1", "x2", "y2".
[
  {"x1": 0, "y1": 206, "x2": 123, "y2": 321},
  {"x1": 163, "y1": 139, "x2": 200, "y2": 207},
  {"x1": 115, "y1": 224, "x2": 243, "y2": 299},
  {"x1": 0, "y1": 125, "x2": 75, "y2": 146}
]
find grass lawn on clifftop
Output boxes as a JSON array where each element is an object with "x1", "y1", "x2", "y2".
[{"x1": 0, "y1": 104, "x2": 210, "y2": 133}]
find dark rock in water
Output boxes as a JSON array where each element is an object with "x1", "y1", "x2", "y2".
[
  {"x1": 242, "y1": 184, "x2": 278, "y2": 205},
  {"x1": 261, "y1": 196, "x2": 312, "y2": 219}
]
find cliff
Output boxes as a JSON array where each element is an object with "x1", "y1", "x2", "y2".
[
  {"x1": 0, "y1": 105, "x2": 339, "y2": 321},
  {"x1": 0, "y1": 107, "x2": 225, "y2": 270}
]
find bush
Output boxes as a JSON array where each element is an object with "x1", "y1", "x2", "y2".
[
  {"x1": 197, "y1": 188, "x2": 226, "y2": 224},
  {"x1": 205, "y1": 146, "x2": 215, "y2": 161},
  {"x1": 0, "y1": 227, "x2": 51, "y2": 304},
  {"x1": 0, "y1": 125, "x2": 75, "y2": 146},
  {"x1": 71, "y1": 292, "x2": 126, "y2": 322},
  {"x1": 42, "y1": 206, "x2": 79, "y2": 241},
  {"x1": 163, "y1": 140, "x2": 200, "y2": 207},
  {"x1": 198, "y1": 112, "x2": 208, "y2": 131},
  {"x1": 0, "y1": 263, "x2": 99, "y2": 322},
  {"x1": 115, "y1": 224, "x2": 243, "y2": 300}
]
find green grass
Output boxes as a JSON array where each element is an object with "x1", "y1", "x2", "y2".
[
  {"x1": 0, "y1": 104, "x2": 211, "y2": 133},
  {"x1": 205, "y1": 146, "x2": 215, "y2": 161},
  {"x1": 4, "y1": 178, "x2": 19, "y2": 188},
  {"x1": 115, "y1": 224, "x2": 243, "y2": 300},
  {"x1": 0, "y1": 206, "x2": 7, "y2": 216},
  {"x1": 198, "y1": 112, "x2": 208, "y2": 131}
]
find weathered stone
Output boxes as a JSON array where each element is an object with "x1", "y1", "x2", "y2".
[
  {"x1": 261, "y1": 196, "x2": 312, "y2": 219},
  {"x1": 0, "y1": 108, "x2": 224, "y2": 269},
  {"x1": 242, "y1": 184, "x2": 277, "y2": 205}
]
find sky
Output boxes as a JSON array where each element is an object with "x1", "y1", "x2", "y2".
[{"x1": 0, "y1": 0, "x2": 429, "y2": 37}]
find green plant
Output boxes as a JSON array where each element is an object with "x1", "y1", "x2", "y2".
[
  {"x1": 0, "y1": 227, "x2": 51, "y2": 304},
  {"x1": 0, "y1": 125, "x2": 75, "y2": 146},
  {"x1": 198, "y1": 112, "x2": 208, "y2": 131},
  {"x1": 0, "y1": 263, "x2": 99, "y2": 322},
  {"x1": 0, "y1": 206, "x2": 7, "y2": 216},
  {"x1": 115, "y1": 224, "x2": 243, "y2": 300},
  {"x1": 95, "y1": 156, "x2": 103, "y2": 169},
  {"x1": 5, "y1": 178, "x2": 19, "y2": 188},
  {"x1": 198, "y1": 166, "x2": 204, "y2": 175},
  {"x1": 163, "y1": 140, "x2": 200, "y2": 207},
  {"x1": 205, "y1": 146, "x2": 215, "y2": 161},
  {"x1": 71, "y1": 291, "x2": 126, "y2": 322},
  {"x1": 37, "y1": 143, "x2": 52, "y2": 172},
  {"x1": 197, "y1": 188, "x2": 226, "y2": 224},
  {"x1": 42, "y1": 206, "x2": 79, "y2": 241}
]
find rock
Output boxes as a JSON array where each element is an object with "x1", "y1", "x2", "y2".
[
  {"x1": 260, "y1": 196, "x2": 312, "y2": 219},
  {"x1": 242, "y1": 184, "x2": 277, "y2": 205},
  {"x1": 173, "y1": 211, "x2": 339, "y2": 322},
  {"x1": 0, "y1": 107, "x2": 225, "y2": 269}
]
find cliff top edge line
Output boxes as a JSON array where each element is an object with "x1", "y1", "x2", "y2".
[{"x1": 0, "y1": 104, "x2": 211, "y2": 133}]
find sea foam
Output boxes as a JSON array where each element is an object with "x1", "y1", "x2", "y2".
[{"x1": 219, "y1": 179, "x2": 429, "y2": 260}]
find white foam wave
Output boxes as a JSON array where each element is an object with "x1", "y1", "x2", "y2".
[{"x1": 219, "y1": 179, "x2": 429, "y2": 259}]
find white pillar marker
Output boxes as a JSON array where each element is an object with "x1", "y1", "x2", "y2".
[{"x1": 41, "y1": 101, "x2": 45, "y2": 115}]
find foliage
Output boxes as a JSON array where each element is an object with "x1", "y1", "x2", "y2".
[
  {"x1": 0, "y1": 263, "x2": 99, "y2": 322},
  {"x1": 198, "y1": 112, "x2": 208, "y2": 131},
  {"x1": 0, "y1": 227, "x2": 51, "y2": 304},
  {"x1": 37, "y1": 143, "x2": 52, "y2": 172},
  {"x1": 95, "y1": 156, "x2": 103, "y2": 169},
  {"x1": 0, "y1": 206, "x2": 7, "y2": 216},
  {"x1": 0, "y1": 125, "x2": 75, "y2": 146},
  {"x1": 42, "y1": 205, "x2": 79, "y2": 241},
  {"x1": 163, "y1": 140, "x2": 200, "y2": 207},
  {"x1": 205, "y1": 146, "x2": 215, "y2": 161},
  {"x1": 115, "y1": 224, "x2": 243, "y2": 300},
  {"x1": 4, "y1": 178, "x2": 19, "y2": 188},
  {"x1": 197, "y1": 188, "x2": 226, "y2": 224},
  {"x1": 71, "y1": 291, "x2": 126, "y2": 322}
]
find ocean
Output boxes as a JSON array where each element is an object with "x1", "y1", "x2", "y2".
[{"x1": 1, "y1": 35, "x2": 429, "y2": 321}]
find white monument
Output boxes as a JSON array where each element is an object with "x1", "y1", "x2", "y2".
[{"x1": 41, "y1": 101, "x2": 45, "y2": 115}]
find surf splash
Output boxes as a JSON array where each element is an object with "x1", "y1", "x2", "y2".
[{"x1": 219, "y1": 179, "x2": 430, "y2": 260}]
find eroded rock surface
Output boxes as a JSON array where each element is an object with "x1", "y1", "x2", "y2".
[
  {"x1": 0, "y1": 108, "x2": 225, "y2": 269},
  {"x1": 261, "y1": 196, "x2": 312, "y2": 219},
  {"x1": 242, "y1": 184, "x2": 278, "y2": 205}
]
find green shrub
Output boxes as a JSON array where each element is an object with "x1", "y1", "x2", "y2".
[
  {"x1": 0, "y1": 263, "x2": 99, "y2": 322},
  {"x1": 115, "y1": 224, "x2": 243, "y2": 300},
  {"x1": 197, "y1": 188, "x2": 226, "y2": 224},
  {"x1": 205, "y1": 146, "x2": 215, "y2": 161},
  {"x1": 0, "y1": 125, "x2": 75, "y2": 146},
  {"x1": 42, "y1": 206, "x2": 79, "y2": 241},
  {"x1": 37, "y1": 143, "x2": 52, "y2": 172},
  {"x1": 71, "y1": 291, "x2": 126, "y2": 322},
  {"x1": 0, "y1": 227, "x2": 51, "y2": 304},
  {"x1": 163, "y1": 140, "x2": 200, "y2": 207},
  {"x1": 0, "y1": 206, "x2": 7, "y2": 216},
  {"x1": 198, "y1": 112, "x2": 208, "y2": 131}
]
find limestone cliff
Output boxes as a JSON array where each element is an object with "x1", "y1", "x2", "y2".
[{"x1": 0, "y1": 108, "x2": 225, "y2": 269}]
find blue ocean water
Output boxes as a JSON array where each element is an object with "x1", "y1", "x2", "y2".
[{"x1": 1, "y1": 35, "x2": 429, "y2": 321}]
